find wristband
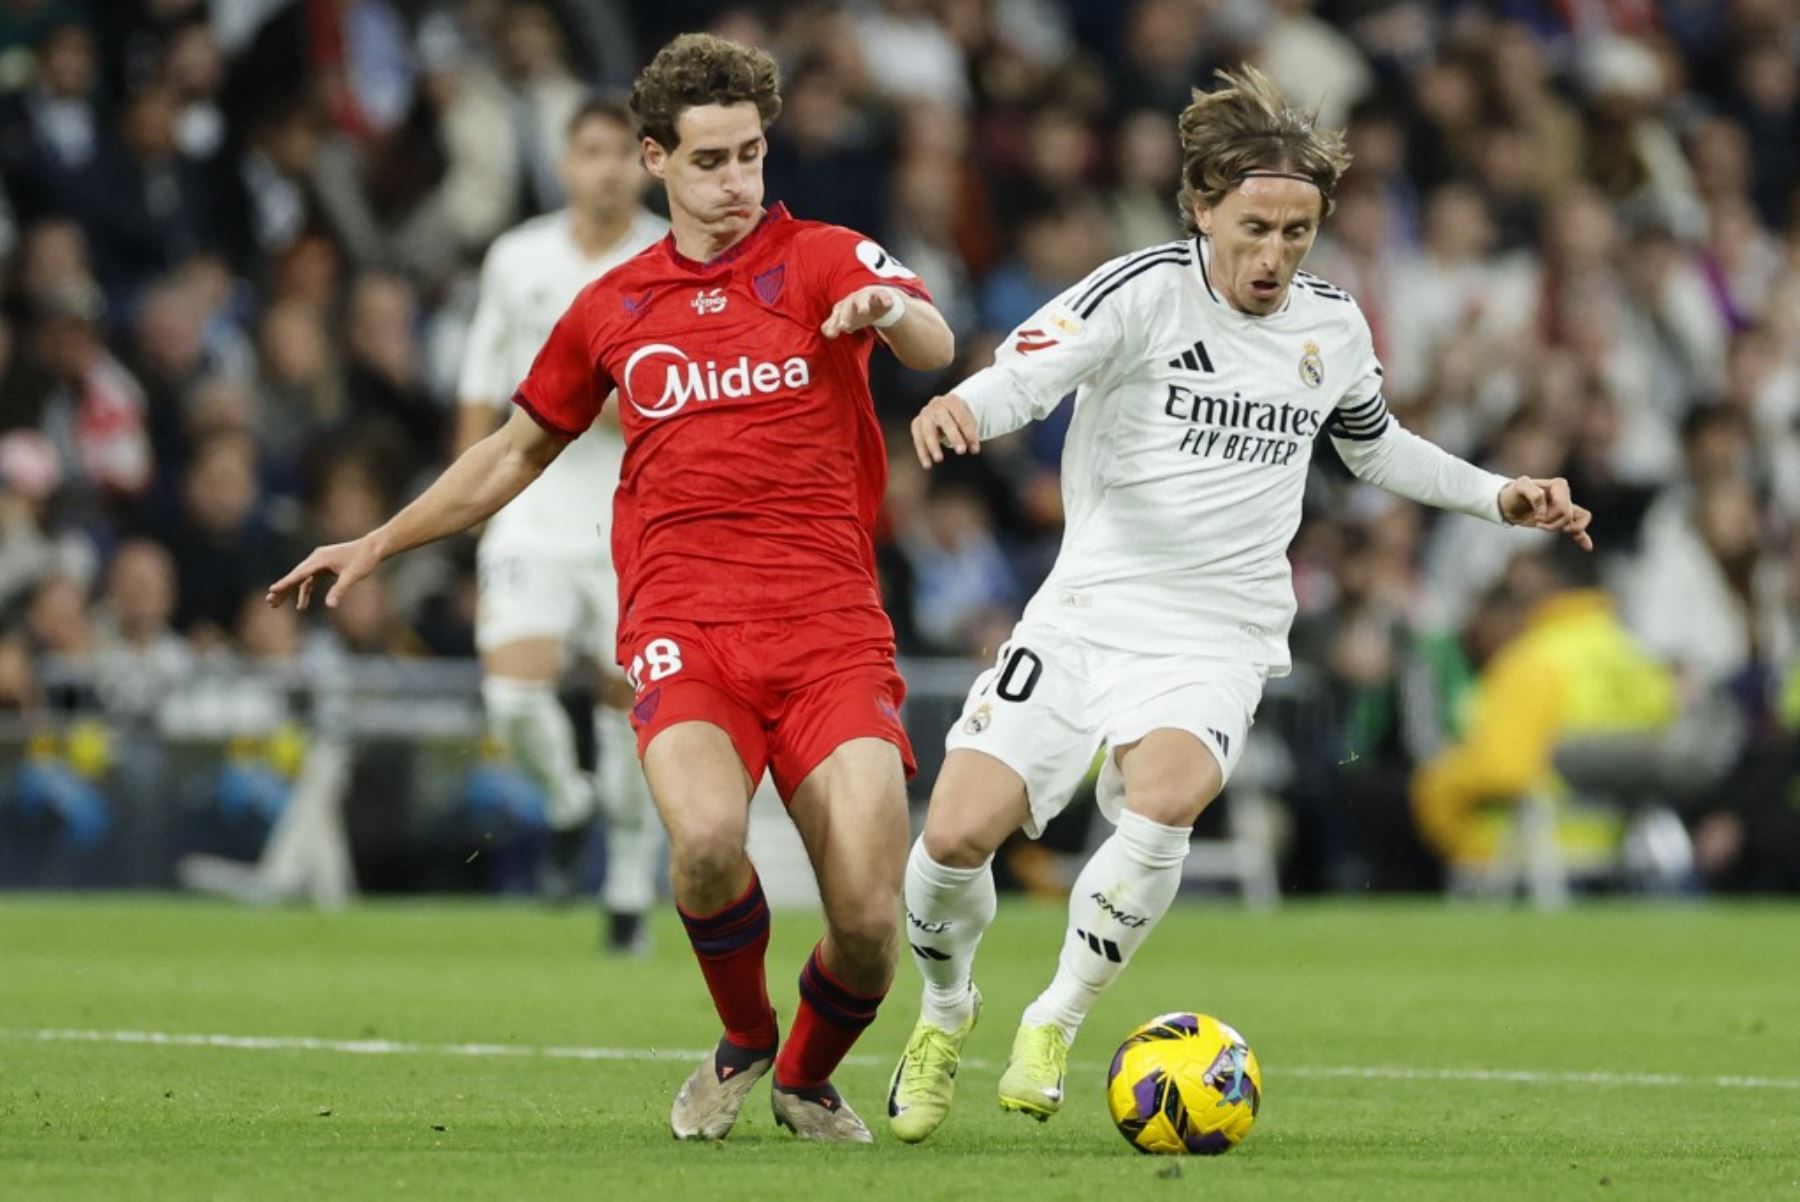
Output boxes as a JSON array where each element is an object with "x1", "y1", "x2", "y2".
[{"x1": 872, "y1": 289, "x2": 907, "y2": 329}]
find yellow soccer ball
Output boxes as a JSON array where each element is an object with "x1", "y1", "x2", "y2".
[{"x1": 1104, "y1": 1012, "x2": 1262, "y2": 1155}]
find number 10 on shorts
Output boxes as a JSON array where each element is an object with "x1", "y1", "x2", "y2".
[{"x1": 629, "y1": 638, "x2": 684, "y2": 692}]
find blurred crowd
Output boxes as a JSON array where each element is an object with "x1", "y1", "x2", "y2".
[{"x1": 0, "y1": 0, "x2": 1794, "y2": 889}]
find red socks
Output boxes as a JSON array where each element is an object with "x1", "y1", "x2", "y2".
[
  {"x1": 677, "y1": 874, "x2": 777, "y2": 1051},
  {"x1": 774, "y1": 944, "x2": 887, "y2": 1090}
]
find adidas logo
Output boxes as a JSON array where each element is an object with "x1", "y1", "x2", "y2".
[
  {"x1": 1167, "y1": 339, "x2": 1214, "y2": 373},
  {"x1": 1075, "y1": 928, "x2": 1123, "y2": 963},
  {"x1": 910, "y1": 942, "x2": 951, "y2": 962},
  {"x1": 1208, "y1": 728, "x2": 1231, "y2": 756}
]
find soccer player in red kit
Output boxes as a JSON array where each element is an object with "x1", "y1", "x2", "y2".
[{"x1": 266, "y1": 34, "x2": 954, "y2": 1144}]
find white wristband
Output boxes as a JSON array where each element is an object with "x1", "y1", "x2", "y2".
[{"x1": 872, "y1": 288, "x2": 907, "y2": 329}]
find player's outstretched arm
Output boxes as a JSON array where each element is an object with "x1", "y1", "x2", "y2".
[
  {"x1": 821, "y1": 285, "x2": 954, "y2": 370},
  {"x1": 911, "y1": 392, "x2": 980, "y2": 468},
  {"x1": 266, "y1": 408, "x2": 566, "y2": 610},
  {"x1": 1330, "y1": 413, "x2": 1594, "y2": 551}
]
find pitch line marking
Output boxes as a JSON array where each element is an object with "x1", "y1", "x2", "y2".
[{"x1": 7, "y1": 1027, "x2": 1800, "y2": 1092}]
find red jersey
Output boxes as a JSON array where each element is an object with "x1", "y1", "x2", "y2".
[{"x1": 514, "y1": 203, "x2": 932, "y2": 628}]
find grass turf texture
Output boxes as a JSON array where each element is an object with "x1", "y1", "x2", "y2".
[{"x1": 3, "y1": 897, "x2": 1797, "y2": 1201}]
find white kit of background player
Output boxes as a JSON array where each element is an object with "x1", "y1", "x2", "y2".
[
  {"x1": 456, "y1": 103, "x2": 667, "y2": 948},
  {"x1": 887, "y1": 68, "x2": 1592, "y2": 1141}
]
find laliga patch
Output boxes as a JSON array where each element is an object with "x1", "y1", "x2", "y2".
[
  {"x1": 1047, "y1": 308, "x2": 1085, "y2": 338},
  {"x1": 856, "y1": 240, "x2": 919, "y2": 280},
  {"x1": 1299, "y1": 340, "x2": 1324, "y2": 389}
]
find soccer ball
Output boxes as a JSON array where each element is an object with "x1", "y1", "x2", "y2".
[{"x1": 1105, "y1": 1012, "x2": 1262, "y2": 1155}]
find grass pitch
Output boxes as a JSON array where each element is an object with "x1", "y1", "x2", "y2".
[{"x1": 2, "y1": 896, "x2": 1797, "y2": 1200}]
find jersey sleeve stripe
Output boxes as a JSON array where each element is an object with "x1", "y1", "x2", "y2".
[
  {"x1": 1071, "y1": 244, "x2": 1191, "y2": 313},
  {"x1": 1076, "y1": 254, "x2": 1190, "y2": 319},
  {"x1": 1327, "y1": 418, "x2": 1389, "y2": 441},
  {"x1": 1332, "y1": 413, "x2": 1389, "y2": 434},
  {"x1": 1336, "y1": 396, "x2": 1386, "y2": 420}
]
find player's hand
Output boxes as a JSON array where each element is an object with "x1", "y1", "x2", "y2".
[
  {"x1": 1499, "y1": 476, "x2": 1594, "y2": 551},
  {"x1": 265, "y1": 536, "x2": 383, "y2": 611},
  {"x1": 911, "y1": 392, "x2": 980, "y2": 468},
  {"x1": 822, "y1": 285, "x2": 903, "y2": 339}
]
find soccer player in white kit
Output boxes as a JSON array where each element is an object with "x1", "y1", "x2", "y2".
[
  {"x1": 885, "y1": 68, "x2": 1595, "y2": 1141},
  {"x1": 455, "y1": 98, "x2": 667, "y2": 951}
]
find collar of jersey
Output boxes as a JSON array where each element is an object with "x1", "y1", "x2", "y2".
[
  {"x1": 1193, "y1": 235, "x2": 1292, "y2": 321},
  {"x1": 662, "y1": 202, "x2": 792, "y2": 273}
]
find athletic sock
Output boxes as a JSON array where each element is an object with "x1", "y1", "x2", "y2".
[
  {"x1": 773, "y1": 945, "x2": 886, "y2": 1090},
  {"x1": 481, "y1": 677, "x2": 594, "y2": 831},
  {"x1": 1022, "y1": 809, "x2": 1191, "y2": 1043},
  {"x1": 677, "y1": 873, "x2": 778, "y2": 1051},
  {"x1": 902, "y1": 838, "x2": 995, "y2": 1029}
]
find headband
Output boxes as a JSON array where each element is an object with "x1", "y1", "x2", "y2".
[{"x1": 1237, "y1": 170, "x2": 1323, "y2": 189}]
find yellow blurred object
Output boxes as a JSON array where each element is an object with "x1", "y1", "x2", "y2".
[
  {"x1": 1413, "y1": 590, "x2": 1675, "y2": 867},
  {"x1": 63, "y1": 721, "x2": 113, "y2": 779},
  {"x1": 264, "y1": 724, "x2": 308, "y2": 777}
]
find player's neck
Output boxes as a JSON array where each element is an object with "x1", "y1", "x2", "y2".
[
  {"x1": 569, "y1": 208, "x2": 634, "y2": 259},
  {"x1": 669, "y1": 208, "x2": 764, "y2": 264}
]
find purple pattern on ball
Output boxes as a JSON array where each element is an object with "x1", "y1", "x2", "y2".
[
  {"x1": 1167, "y1": 1013, "x2": 1200, "y2": 1034},
  {"x1": 1109, "y1": 1045, "x2": 1126, "y2": 1084},
  {"x1": 1132, "y1": 1071, "x2": 1162, "y2": 1119},
  {"x1": 1184, "y1": 1129, "x2": 1233, "y2": 1155}
]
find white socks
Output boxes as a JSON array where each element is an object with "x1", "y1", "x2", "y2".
[
  {"x1": 1021, "y1": 809, "x2": 1191, "y2": 1044},
  {"x1": 902, "y1": 838, "x2": 997, "y2": 1029},
  {"x1": 481, "y1": 677, "x2": 595, "y2": 831},
  {"x1": 594, "y1": 703, "x2": 662, "y2": 915}
]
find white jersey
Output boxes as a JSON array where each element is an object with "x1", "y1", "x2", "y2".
[
  {"x1": 956, "y1": 236, "x2": 1511, "y2": 674},
  {"x1": 459, "y1": 209, "x2": 667, "y2": 561}
]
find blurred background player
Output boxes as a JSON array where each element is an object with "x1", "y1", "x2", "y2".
[
  {"x1": 269, "y1": 33, "x2": 954, "y2": 1145},
  {"x1": 454, "y1": 97, "x2": 667, "y2": 952},
  {"x1": 887, "y1": 67, "x2": 1593, "y2": 1142}
]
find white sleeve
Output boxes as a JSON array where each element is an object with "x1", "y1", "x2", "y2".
[
  {"x1": 953, "y1": 262, "x2": 1144, "y2": 440},
  {"x1": 456, "y1": 242, "x2": 513, "y2": 406},
  {"x1": 1328, "y1": 313, "x2": 1510, "y2": 524}
]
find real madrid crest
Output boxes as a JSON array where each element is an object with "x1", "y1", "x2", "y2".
[
  {"x1": 1299, "y1": 341, "x2": 1325, "y2": 389},
  {"x1": 964, "y1": 702, "x2": 992, "y2": 735}
]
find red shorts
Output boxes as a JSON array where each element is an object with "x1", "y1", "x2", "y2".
[{"x1": 620, "y1": 605, "x2": 915, "y2": 800}]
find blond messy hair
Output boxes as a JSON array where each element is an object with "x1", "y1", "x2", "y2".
[{"x1": 1177, "y1": 65, "x2": 1352, "y2": 232}]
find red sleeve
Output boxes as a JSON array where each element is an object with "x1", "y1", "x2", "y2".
[
  {"x1": 512, "y1": 291, "x2": 612, "y2": 440},
  {"x1": 804, "y1": 226, "x2": 934, "y2": 312}
]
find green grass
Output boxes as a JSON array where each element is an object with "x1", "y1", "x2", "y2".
[{"x1": 2, "y1": 896, "x2": 1798, "y2": 1200}]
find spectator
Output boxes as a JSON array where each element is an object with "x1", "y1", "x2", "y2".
[
  {"x1": 153, "y1": 429, "x2": 281, "y2": 641},
  {"x1": 341, "y1": 271, "x2": 438, "y2": 474},
  {"x1": 69, "y1": 80, "x2": 210, "y2": 302},
  {"x1": 1413, "y1": 545, "x2": 1677, "y2": 870},
  {"x1": 0, "y1": 21, "x2": 100, "y2": 221},
  {"x1": 897, "y1": 481, "x2": 1019, "y2": 656},
  {"x1": 91, "y1": 536, "x2": 189, "y2": 720},
  {"x1": 495, "y1": 1, "x2": 587, "y2": 215},
  {"x1": 29, "y1": 281, "x2": 153, "y2": 501}
]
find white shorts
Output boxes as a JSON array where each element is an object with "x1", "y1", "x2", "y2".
[
  {"x1": 474, "y1": 551, "x2": 618, "y2": 667},
  {"x1": 943, "y1": 620, "x2": 1267, "y2": 838}
]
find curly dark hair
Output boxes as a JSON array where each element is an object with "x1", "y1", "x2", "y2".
[{"x1": 629, "y1": 33, "x2": 782, "y2": 151}]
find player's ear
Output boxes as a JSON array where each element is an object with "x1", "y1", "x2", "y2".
[
  {"x1": 1188, "y1": 190, "x2": 1213, "y2": 237},
  {"x1": 641, "y1": 137, "x2": 668, "y2": 180}
]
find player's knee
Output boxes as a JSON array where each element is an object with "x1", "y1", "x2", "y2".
[
  {"x1": 827, "y1": 902, "x2": 899, "y2": 970},
  {"x1": 1125, "y1": 783, "x2": 1214, "y2": 829},
  {"x1": 921, "y1": 811, "x2": 1002, "y2": 870},
  {"x1": 664, "y1": 825, "x2": 746, "y2": 886}
]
